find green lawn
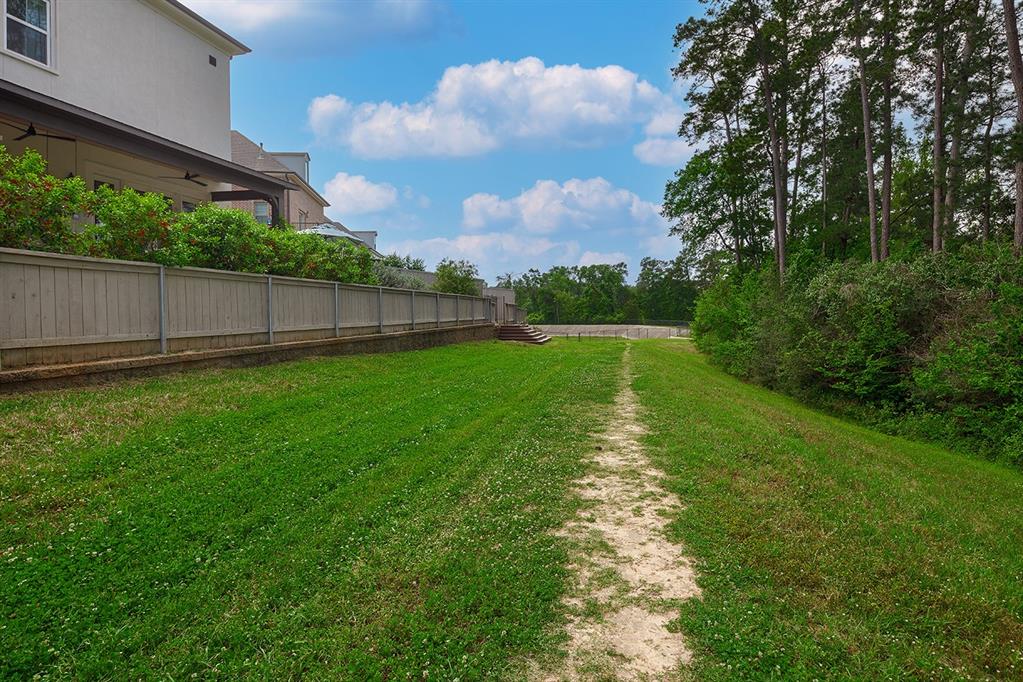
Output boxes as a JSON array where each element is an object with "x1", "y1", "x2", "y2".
[
  {"x1": 3, "y1": 339, "x2": 1022, "y2": 680},
  {"x1": 0, "y1": 340, "x2": 622, "y2": 679},
  {"x1": 630, "y1": 341, "x2": 1023, "y2": 680}
]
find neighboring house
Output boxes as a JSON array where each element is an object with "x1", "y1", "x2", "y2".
[
  {"x1": 299, "y1": 222, "x2": 383, "y2": 258},
  {"x1": 0, "y1": 0, "x2": 292, "y2": 218},
  {"x1": 230, "y1": 130, "x2": 385, "y2": 257},
  {"x1": 228, "y1": 130, "x2": 329, "y2": 229}
]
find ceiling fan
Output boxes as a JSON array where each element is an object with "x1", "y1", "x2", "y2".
[
  {"x1": 157, "y1": 171, "x2": 207, "y2": 187},
  {"x1": 11, "y1": 122, "x2": 75, "y2": 142}
]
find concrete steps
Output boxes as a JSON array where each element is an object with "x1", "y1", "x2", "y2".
[{"x1": 497, "y1": 324, "x2": 550, "y2": 344}]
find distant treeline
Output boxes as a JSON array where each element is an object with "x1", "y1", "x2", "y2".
[{"x1": 497, "y1": 257, "x2": 698, "y2": 324}]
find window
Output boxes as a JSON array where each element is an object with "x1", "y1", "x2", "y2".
[
  {"x1": 253, "y1": 201, "x2": 270, "y2": 224},
  {"x1": 182, "y1": 201, "x2": 197, "y2": 213},
  {"x1": 5, "y1": 0, "x2": 50, "y2": 66}
]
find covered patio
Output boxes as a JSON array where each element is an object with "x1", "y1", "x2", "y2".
[{"x1": 0, "y1": 78, "x2": 294, "y2": 222}]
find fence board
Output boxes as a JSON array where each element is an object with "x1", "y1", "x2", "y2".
[{"x1": 0, "y1": 248, "x2": 516, "y2": 369}]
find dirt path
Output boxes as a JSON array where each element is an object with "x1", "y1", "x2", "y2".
[{"x1": 538, "y1": 346, "x2": 701, "y2": 680}]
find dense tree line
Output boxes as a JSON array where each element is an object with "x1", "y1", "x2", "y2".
[
  {"x1": 670, "y1": 0, "x2": 1023, "y2": 464},
  {"x1": 498, "y1": 257, "x2": 699, "y2": 324},
  {"x1": 665, "y1": 0, "x2": 1022, "y2": 269}
]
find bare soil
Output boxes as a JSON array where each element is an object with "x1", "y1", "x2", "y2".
[{"x1": 536, "y1": 347, "x2": 701, "y2": 680}]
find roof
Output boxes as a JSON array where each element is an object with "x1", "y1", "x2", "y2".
[
  {"x1": 231, "y1": 131, "x2": 292, "y2": 173},
  {"x1": 157, "y1": 0, "x2": 250, "y2": 56},
  {"x1": 299, "y1": 222, "x2": 384, "y2": 258},
  {"x1": 0, "y1": 79, "x2": 295, "y2": 196},
  {"x1": 232, "y1": 131, "x2": 330, "y2": 208}
]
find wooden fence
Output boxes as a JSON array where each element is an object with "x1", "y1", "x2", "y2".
[
  {"x1": 504, "y1": 302, "x2": 527, "y2": 324},
  {"x1": 0, "y1": 248, "x2": 500, "y2": 369}
]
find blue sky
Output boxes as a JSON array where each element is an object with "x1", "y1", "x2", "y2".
[{"x1": 182, "y1": 0, "x2": 699, "y2": 282}]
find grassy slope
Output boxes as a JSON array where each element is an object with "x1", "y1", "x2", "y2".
[
  {"x1": 0, "y1": 340, "x2": 622, "y2": 680},
  {"x1": 631, "y1": 341, "x2": 1023, "y2": 680}
]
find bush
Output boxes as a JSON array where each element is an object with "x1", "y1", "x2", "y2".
[
  {"x1": 433, "y1": 258, "x2": 480, "y2": 295},
  {"x1": 692, "y1": 244, "x2": 1023, "y2": 465},
  {"x1": 0, "y1": 145, "x2": 377, "y2": 285},
  {"x1": 84, "y1": 186, "x2": 189, "y2": 265},
  {"x1": 267, "y1": 228, "x2": 376, "y2": 283},
  {"x1": 0, "y1": 146, "x2": 89, "y2": 254},
  {"x1": 374, "y1": 263, "x2": 426, "y2": 289},
  {"x1": 177, "y1": 203, "x2": 274, "y2": 273}
]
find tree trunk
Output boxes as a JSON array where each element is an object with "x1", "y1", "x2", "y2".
[
  {"x1": 881, "y1": 75, "x2": 893, "y2": 259},
  {"x1": 720, "y1": 108, "x2": 743, "y2": 267},
  {"x1": 932, "y1": 9, "x2": 946, "y2": 252},
  {"x1": 759, "y1": 49, "x2": 787, "y2": 278},
  {"x1": 880, "y1": 0, "x2": 894, "y2": 259},
  {"x1": 1004, "y1": 0, "x2": 1023, "y2": 254},
  {"x1": 791, "y1": 123, "x2": 804, "y2": 230},
  {"x1": 982, "y1": 47, "x2": 997, "y2": 241},
  {"x1": 856, "y1": 27, "x2": 880, "y2": 262},
  {"x1": 944, "y1": 3, "x2": 979, "y2": 239},
  {"x1": 820, "y1": 60, "x2": 829, "y2": 238}
]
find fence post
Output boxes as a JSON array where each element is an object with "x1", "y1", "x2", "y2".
[
  {"x1": 436, "y1": 292, "x2": 441, "y2": 327},
  {"x1": 158, "y1": 265, "x2": 167, "y2": 354},
  {"x1": 378, "y1": 287, "x2": 384, "y2": 334},
  {"x1": 455, "y1": 295, "x2": 460, "y2": 326},
  {"x1": 334, "y1": 282, "x2": 340, "y2": 337},
  {"x1": 267, "y1": 275, "x2": 274, "y2": 344},
  {"x1": 411, "y1": 290, "x2": 416, "y2": 331}
]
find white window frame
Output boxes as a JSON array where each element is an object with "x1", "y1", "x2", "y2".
[{"x1": 2, "y1": 0, "x2": 52, "y2": 69}]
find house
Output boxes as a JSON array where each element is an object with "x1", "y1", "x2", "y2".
[
  {"x1": 297, "y1": 222, "x2": 383, "y2": 258},
  {"x1": 230, "y1": 129, "x2": 384, "y2": 257},
  {"x1": 228, "y1": 130, "x2": 329, "y2": 229},
  {"x1": 0, "y1": 0, "x2": 293, "y2": 219}
]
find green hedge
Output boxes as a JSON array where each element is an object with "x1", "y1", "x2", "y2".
[
  {"x1": 692, "y1": 245, "x2": 1023, "y2": 466},
  {"x1": 0, "y1": 146, "x2": 376, "y2": 284}
]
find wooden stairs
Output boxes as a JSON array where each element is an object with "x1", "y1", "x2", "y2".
[{"x1": 497, "y1": 323, "x2": 550, "y2": 344}]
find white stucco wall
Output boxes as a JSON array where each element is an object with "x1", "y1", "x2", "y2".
[
  {"x1": 0, "y1": 119, "x2": 229, "y2": 209},
  {"x1": 0, "y1": 0, "x2": 234, "y2": 159}
]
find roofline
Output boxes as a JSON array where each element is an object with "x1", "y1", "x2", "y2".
[
  {"x1": 154, "y1": 0, "x2": 251, "y2": 56},
  {"x1": 269, "y1": 151, "x2": 311, "y2": 161},
  {"x1": 263, "y1": 170, "x2": 329, "y2": 207},
  {"x1": 0, "y1": 79, "x2": 296, "y2": 195}
]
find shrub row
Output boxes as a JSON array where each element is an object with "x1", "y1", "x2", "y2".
[
  {"x1": 0, "y1": 146, "x2": 376, "y2": 284},
  {"x1": 692, "y1": 245, "x2": 1023, "y2": 465}
]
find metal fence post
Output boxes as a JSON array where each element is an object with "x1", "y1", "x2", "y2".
[
  {"x1": 436, "y1": 292, "x2": 441, "y2": 327},
  {"x1": 267, "y1": 275, "x2": 274, "y2": 344},
  {"x1": 455, "y1": 295, "x2": 460, "y2": 325},
  {"x1": 378, "y1": 287, "x2": 384, "y2": 333},
  {"x1": 411, "y1": 291, "x2": 416, "y2": 331},
  {"x1": 158, "y1": 265, "x2": 167, "y2": 353},
  {"x1": 334, "y1": 282, "x2": 340, "y2": 337}
]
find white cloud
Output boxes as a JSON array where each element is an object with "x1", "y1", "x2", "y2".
[
  {"x1": 323, "y1": 172, "x2": 398, "y2": 216},
  {"x1": 182, "y1": 0, "x2": 302, "y2": 30},
  {"x1": 644, "y1": 107, "x2": 682, "y2": 137},
  {"x1": 180, "y1": 0, "x2": 454, "y2": 55},
  {"x1": 310, "y1": 57, "x2": 681, "y2": 159},
  {"x1": 579, "y1": 250, "x2": 629, "y2": 266},
  {"x1": 461, "y1": 177, "x2": 666, "y2": 234},
  {"x1": 633, "y1": 137, "x2": 696, "y2": 166},
  {"x1": 640, "y1": 233, "x2": 684, "y2": 260}
]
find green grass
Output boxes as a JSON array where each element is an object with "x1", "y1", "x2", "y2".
[
  {"x1": 630, "y1": 341, "x2": 1023, "y2": 680},
  {"x1": 5, "y1": 338, "x2": 1022, "y2": 680},
  {"x1": 0, "y1": 340, "x2": 622, "y2": 679}
]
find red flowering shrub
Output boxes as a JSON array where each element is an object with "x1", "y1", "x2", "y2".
[{"x1": 0, "y1": 145, "x2": 89, "y2": 254}]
